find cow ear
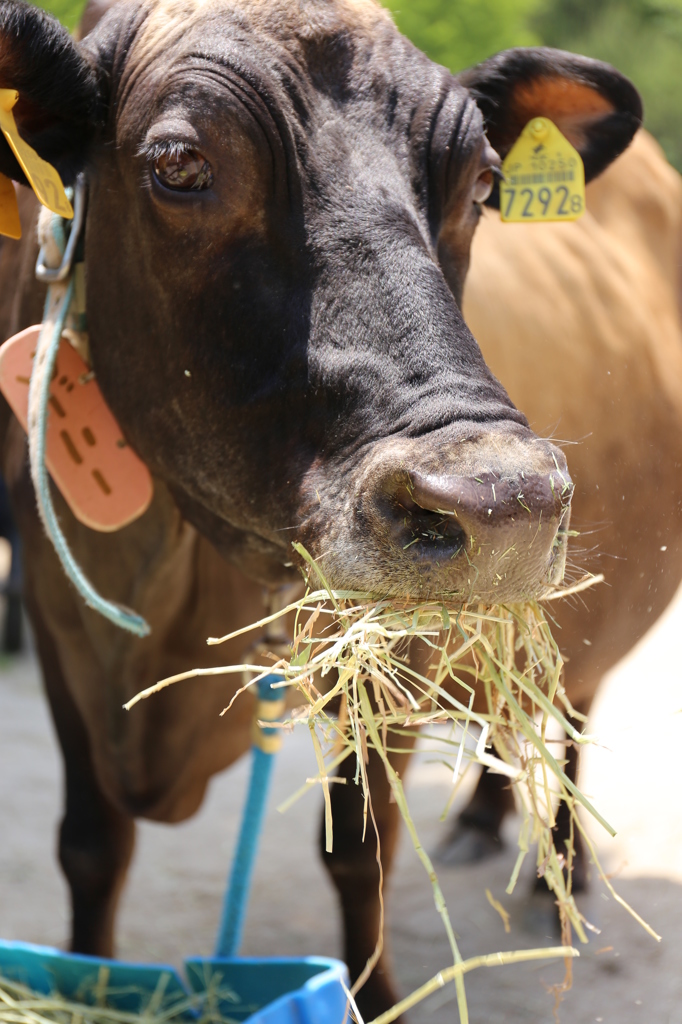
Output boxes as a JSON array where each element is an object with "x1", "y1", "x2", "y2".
[
  {"x1": 458, "y1": 47, "x2": 642, "y2": 189},
  {"x1": 0, "y1": 0, "x2": 102, "y2": 187}
]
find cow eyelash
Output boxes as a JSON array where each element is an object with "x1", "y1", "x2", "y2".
[{"x1": 145, "y1": 141, "x2": 194, "y2": 161}]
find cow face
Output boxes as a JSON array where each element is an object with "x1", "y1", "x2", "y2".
[{"x1": 0, "y1": 0, "x2": 641, "y2": 601}]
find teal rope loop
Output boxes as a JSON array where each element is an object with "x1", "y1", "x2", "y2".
[{"x1": 27, "y1": 279, "x2": 151, "y2": 638}]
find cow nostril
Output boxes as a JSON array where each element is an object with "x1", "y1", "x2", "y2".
[{"x1": 391, "y1": 482, "x2": 467, "y2": 558}]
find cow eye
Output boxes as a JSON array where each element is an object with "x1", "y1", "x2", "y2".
[
  {"x1": 153, "y1": 148, "x2": 213, "y2": 191},
  {"x1": 473, "y1": 168, "x2": 494, "y2": 205}
]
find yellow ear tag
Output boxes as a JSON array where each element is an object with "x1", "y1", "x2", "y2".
[
  {"x1": 0, "y1": 89, "x2": 73, "y2": 221},
  {"x1": 0, "y1": 172, "x2": 21, "y2": 239},
  {"x1": 500, "y1": 117, "x2": 585, "y2": 224}
]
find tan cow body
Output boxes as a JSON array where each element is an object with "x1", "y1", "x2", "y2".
[{"x1": 466, "y1": 130, "x2": 682, "y2": 713}]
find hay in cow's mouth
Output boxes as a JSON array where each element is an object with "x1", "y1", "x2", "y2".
[{"x1": 123, "y1": 551, "x2": 658, "y2": 1024}]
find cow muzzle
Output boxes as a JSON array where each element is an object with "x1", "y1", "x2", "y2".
[
  {"x1": 306, "y1": 430, "x2": 574, "y2": 603},
  {"x1": 387, "y1": 466, "x2": 572, "y2": 596}
]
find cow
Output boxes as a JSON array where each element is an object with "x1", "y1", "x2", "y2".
[
  {"x1": 0, "y1": 0, "x2": 644, "y2": 1017},
  {"x1": 439, "y1": 129, "x2": 682, "y2": 886}
]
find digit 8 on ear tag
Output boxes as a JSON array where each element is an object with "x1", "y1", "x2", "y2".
[{"x1": 500, "y1": 117, "x2": 585, "y2": 223}]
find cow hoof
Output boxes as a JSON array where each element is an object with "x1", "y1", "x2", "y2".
[
  {"x1": 2, "y1": 592, "x2": 22, "y2": 654},
  {"x1": 435, "y1": 822, "x2": 504, "y2": 866}
]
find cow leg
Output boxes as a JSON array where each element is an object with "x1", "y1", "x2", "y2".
[
  {"x1": 436, "y1": 707, "x2": 589, "y2": 891},
  {"x1": 322, "y1": 733, "x2": 415, "y2": 1022},
  {"x1": 438, "y1": 749, "x2": 587, "y2": 889},
  {"x1": 435, "y1": 764, "x2": 515, "y2": 865},
  {"x1": 534, "y1": 728, "x2": 587, "y2": 897},
  {"x1": 31, "y1": 608, "x2": 135, "y2": 956},
  {"x1": 0, "y1": 471, "x2": 22, "y2": 653},
  {"x1": 2, "y1": 527, "x2": 22, "y2": 653}
]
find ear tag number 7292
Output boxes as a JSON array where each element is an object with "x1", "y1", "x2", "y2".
[{"x1": 500, "y1": 117, "x2": 585, "y2": 224}]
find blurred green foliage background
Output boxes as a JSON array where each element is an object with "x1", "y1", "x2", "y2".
[
  {"x1": 39, "y1": 0, "x2": 682, "y2": 171},
  {"x1": 39, "y1": 0, "x2": 83, "y2": 31}
]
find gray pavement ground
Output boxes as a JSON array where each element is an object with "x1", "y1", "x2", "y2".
[{"x1": 2, "y1": 585, "x2": 682, "y2": 1024}]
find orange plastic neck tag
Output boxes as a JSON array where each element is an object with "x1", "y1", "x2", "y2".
[
  {"x1": 0, "y1": 326, "x2": 153, "y2": 531},
  {"x1": 0, "y1": 89, "x2": 73, "y2": 238},
  {"x1": 500, "y1": 117, "x2": 585, "y2": 223}
]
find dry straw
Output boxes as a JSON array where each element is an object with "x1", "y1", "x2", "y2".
[
  {"x1": 0, "y1": 970, "x2": 243, "y2": 1024},
  {"x1": 12, "y1": 548, "x2": 659, "y2": 1024},
  {"x1": 125, "y1": 544, "x2": 659, "y2": 1022}
]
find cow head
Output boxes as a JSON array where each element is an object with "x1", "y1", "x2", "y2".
[{"x1": 0, "y1": 0, "x2": 641, "y2": 602}]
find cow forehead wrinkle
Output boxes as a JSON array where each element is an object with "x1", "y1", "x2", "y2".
[
  {"x1": 146, "y1": 59, "x2": 284, "y2": 142},
  {"x1": 114, "y1": 48, "x2": 293, "y2": 196},
  {"x1": 118, "y1": 0, "x2": 413, "y2": 135},
  {"x1": 114, "y1": 28, "x2": 331, "y2": 188}
]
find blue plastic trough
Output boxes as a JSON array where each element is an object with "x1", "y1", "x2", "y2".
[{"x1": 0, "y1": 941, "x2": 349, "y2": 1023}]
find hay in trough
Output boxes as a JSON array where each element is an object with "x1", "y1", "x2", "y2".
[
  {"x1": 110, "y1": 550, "x2": 660, "y2": 1021},
  {"x1": 0, "y1": 970, "x2": 244, "y2": 1024}
]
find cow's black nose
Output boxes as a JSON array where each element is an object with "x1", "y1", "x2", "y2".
[
  {"x1": 329, "y1": 431, "x2": 574, "y2": 601},
  {"x1": 384, "y1": 463, "x2": 573, "y2": 594}
]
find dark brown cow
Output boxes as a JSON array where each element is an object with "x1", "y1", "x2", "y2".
[{"x1": 0, "y1": 0, "x2": 644, "y2": 1017}]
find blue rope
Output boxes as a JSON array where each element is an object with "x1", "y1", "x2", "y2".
[
  {"x1": 27, "y1": 280, "x2": 151, "y2": 637},
  {"x1": 214, "y1": 674, "x2": 284, "y2": 958}
]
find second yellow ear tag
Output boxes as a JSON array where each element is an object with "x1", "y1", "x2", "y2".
[
  {"x1": 0, "y1": 173, "x2": 20, "y2": 239},
  {"x1": 500, "y1": 117, "x2": 585, "y2": 224},
  {"x1": 0, "y1": 89, "x2": 73, "y2": 224}
]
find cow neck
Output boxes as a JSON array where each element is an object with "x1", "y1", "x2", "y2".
[{"x1": 28, "y1": 182, "x2": 151, "y2": 638}]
